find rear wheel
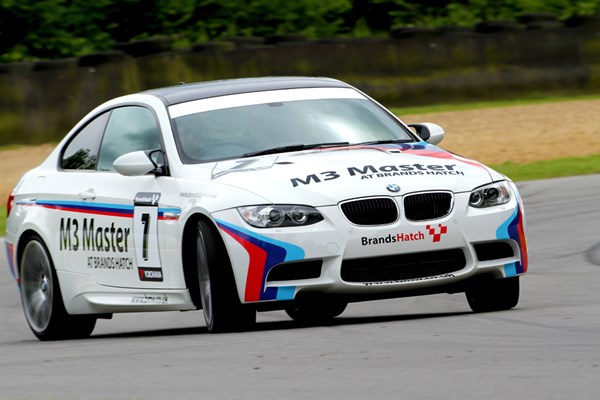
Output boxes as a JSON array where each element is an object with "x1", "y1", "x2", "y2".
[
  {"x1": 285, "y1": 296, "x2": 347, "y2": 323},
  {"x1": 20, "y1": 236, "x2": 96, "y2": 340},
  {"x1": 466, "y1": 276, "x2": 520, "y2": 313},
  {"x1": 195, "y1": 220, "x2": 256, "y2": 332}
]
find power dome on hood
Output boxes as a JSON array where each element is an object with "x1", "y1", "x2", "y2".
[{"x1": 207, "y1": 142, "x2": 494, "y2": 204}]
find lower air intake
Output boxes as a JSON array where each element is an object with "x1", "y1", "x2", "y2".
[
  {"x1": 474, "y1": 242, "x2": 514, "y2": 261},
  {"x1": 267, "y1": 260, "x2": 322, "y2": 282},
  {"x1": 341, "y1": 249, "x2": 466, "y2": 283}
]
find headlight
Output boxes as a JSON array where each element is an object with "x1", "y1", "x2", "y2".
[
  {"x1": 469, "y1": 181, "x2": 512, "y2": 208},
  {"x1": 238, "y1": 205, "x2": 324, "y2": 228}
]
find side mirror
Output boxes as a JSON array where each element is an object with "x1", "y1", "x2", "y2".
[
  {"x1": 408, "y1": 123, "x2": 445, "y2": 145},
  {"x1": 113, "y1": 150, "x2": 167, "y2": 176}
]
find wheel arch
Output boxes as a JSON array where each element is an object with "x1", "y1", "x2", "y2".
[
  {"x1": 181, "y1": 213, "x2": 237, "y2": 309},
  {"x1": 15, "y1": 229, "x2": 50, "y2": 282}
]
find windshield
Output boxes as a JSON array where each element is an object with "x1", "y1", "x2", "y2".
[{"x1": 170, "y1": 88, "x2": 415, "y2": 163}]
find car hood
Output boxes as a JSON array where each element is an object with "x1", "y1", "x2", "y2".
[{"x1": 190, "y1": 143, "x2": 499, "y2": 205}]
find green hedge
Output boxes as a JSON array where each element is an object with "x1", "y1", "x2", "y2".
[{"x1": 2, "y1": 0, "x2": 600, "y2": 62}]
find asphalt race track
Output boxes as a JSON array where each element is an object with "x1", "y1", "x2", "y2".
[{"x1": 1, "y1": 174, "x2": 599, "y2": 400}]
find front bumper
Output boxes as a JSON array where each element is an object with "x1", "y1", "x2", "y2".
[{"x1": 214, "y1": 186, "x2": 528, "y2": 304}]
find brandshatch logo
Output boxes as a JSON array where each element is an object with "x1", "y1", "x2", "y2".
[
  {"x1": 426, "y1": 224, "x2": 447, "y2": 242},
  {"x1": 361, "y1": 224, "x2": 448, "y2": 246}
]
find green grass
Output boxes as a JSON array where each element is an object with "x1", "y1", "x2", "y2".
[
  {"x1": 491, "y1": 154, "x2": 600, "y2": 182},
  {"x1": 390, "y1": 93, "x2": 600, "y2": 115},
  {"x1": 1, "y1": 155, "x2": 599, "y2": 237},
  {"x1": 1, "y1": 205, "x2": 5, "y2": 237}
]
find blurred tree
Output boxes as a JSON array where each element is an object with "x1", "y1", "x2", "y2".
[
  {"x1": 1, "y1": 0, "x2": 600, "y2": 62},
  {"x1": 100, "y1": 0, "x2": 197, "y2": 42},
  {"x1": 184, "y1": 0, "x2": 352, "y2": 41}
]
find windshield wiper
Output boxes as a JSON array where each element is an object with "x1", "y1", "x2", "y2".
[
  {"x1": 242, "y1": 142, "x2": 349, "y2": 158},
  {"x1": 354, "y1": 139, "x2": 414, "y2": 146}
]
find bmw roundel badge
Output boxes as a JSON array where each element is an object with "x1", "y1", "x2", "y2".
[{"x1": 386, "y1": 184, "x2": 400, "y2": 193}]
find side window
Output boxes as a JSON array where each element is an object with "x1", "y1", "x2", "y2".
[
  {"x1": 60, "y1": 112, "x2": 110, "y2": 170},
  {"x1": 97, "y1": 106, "x2": 162, "y2": 172}
]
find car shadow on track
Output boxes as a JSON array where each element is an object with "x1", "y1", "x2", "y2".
[{"x1": 89, "y1": 310, "x2": 474, "y2": 340}]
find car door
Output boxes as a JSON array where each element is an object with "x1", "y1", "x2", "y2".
[{"x1": 50, "y1": 105, "x2": 179, "y2": 289}]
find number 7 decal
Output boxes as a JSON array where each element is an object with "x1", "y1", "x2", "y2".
[
  {"x1": 140, "y1": 212, "x2": 150, "y2": 260},
  {"x1": 133, "y1": 192, "x2": 163, "y2": 281}
]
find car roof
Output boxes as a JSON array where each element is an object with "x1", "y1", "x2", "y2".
[{"x1": 143, "y1": 76, "x2": 352, "y2": 106}]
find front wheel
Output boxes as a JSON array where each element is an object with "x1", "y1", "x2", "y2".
[
  {"x1": 20, "y1": 236, "x2": 96, "y2": 340},
  {"x1": 195, "y1": 220, "x2": 256, "y2": 332},
  {"x1": 466, "y1": 276, "x2": 520, "y2": 313}
]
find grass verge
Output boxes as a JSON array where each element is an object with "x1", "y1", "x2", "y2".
[
  {"x1": 491, "y1": 154, "x2": 600, "y2": 182},
  {"x1": 1, "y1": 205, "x2": 5, "y2": 237},
  {"x1": 0, "y1": 154, "x2": 599, "y2": 237},
  {"x1": 390, "y1": 93, "x2": 600, "y2": 115}
]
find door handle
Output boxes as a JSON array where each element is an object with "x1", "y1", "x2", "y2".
[{"x1": 78, "y1": 189, "x2": 96, "y2": 200}]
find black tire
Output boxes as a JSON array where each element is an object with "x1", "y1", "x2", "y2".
[
  {"x1": 195, "y1": 220, "x2": 256, "y2": 332},
  {"x1": 285, "y1": 296, "x2": 347, "y2": 323},
  {"x1": 466, "y1": 276, "x2": 520, "y2": 313},
  {"x1": 20, "y1": 236, "x2": 96, "y2": 340}
]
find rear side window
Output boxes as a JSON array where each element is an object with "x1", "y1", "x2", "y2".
[
  {"x1": 60, "y1": 112, "x2": 110, "y2": 170},
  {"x1": 97, "y1": 106, "x2": 162, "y2": 172}
]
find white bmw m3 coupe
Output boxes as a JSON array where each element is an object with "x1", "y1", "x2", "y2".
[{"x1": 5, "y1": 77, "x2": 528, "y2": 340}]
